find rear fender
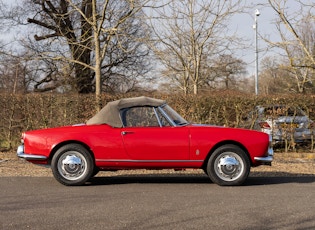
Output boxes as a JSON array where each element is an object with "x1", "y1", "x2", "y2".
[{"x1": 48, "y1": 141, "x2": 95, "y2": 164}]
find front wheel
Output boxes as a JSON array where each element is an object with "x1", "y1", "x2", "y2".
[
  {"x1": 207, "y1": 145, "x2": 250, "y2": 186},
  {"x1": 51, "y1": 144, "x2": 94, "y2": 186}
]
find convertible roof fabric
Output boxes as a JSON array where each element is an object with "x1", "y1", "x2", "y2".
[{"x1": 86, "y1": 96, "x2": 166, "y2": 127}]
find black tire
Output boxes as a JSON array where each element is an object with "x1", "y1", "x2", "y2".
[
  {"x1": 92, "y1": 167, "x2": 100, "y2": 177},
  {"x1": 207, "y1": 144, "x2": 250, "y2": 186},
  {"x1": 51, "y1": 144, "x2": 94, "y2": 186}
]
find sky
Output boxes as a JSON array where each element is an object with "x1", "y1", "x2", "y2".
[
  {"x1": 0, "y1": 0, "x2": 303, "y2": 78},
  {"x1": 231, "y1": 0, "x2": 306, "y2": 76},
  {"x1": 230, "y1": 1, "x2": 282, "y2": 76}
]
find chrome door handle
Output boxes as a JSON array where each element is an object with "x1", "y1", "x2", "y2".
[{"x1": 121, "y1": 131, "x2": 133, "y2": 135}]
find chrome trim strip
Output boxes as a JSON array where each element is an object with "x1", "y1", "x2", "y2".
[
  {"x1": 96, "y1": 159, "x2": 203, "y2": 163},
  {"x1": 17, "y1": 145, "x2": 47, "y2": 161}
]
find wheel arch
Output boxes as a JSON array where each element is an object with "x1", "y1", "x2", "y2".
[
  {"x1": 48, "y1": 140, "x2": 95, "y2": 164},
  {"x1": 202, "y1": 140, "x2": 252, "y2": 170}
]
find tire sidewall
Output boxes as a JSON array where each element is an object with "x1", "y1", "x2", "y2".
[
  {"x1": 51, "y1": 144, "x2": 94, "y2": 186},
  {"x1": 207, "y1": 144, "x2": 250, "y2": 186}
]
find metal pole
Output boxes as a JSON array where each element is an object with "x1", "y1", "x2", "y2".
[{"x1": 254, "y1": 10, "x2": 259, "y2": 95}]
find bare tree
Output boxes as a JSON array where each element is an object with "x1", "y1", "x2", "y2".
[
  {"x1": 22, "y1": 0, "x2": 95, "y2": 93},
  {"x1": 267, "y1": 0, "x2": 315, "y2": 93},
  {"x1": 208, "y1": 54, "x2": 247, "y2": 90},
  {"x1": 149, "y1": 0, "x2": 245, "y2": 95},
  {"x1": 258, "y1": 56, "x2": 293, "y2": 94},
  {"x1": 0, "y1": 56, "x2": 29, "y2": 93},
  {"x1": 6, "y1": 0, "x2": 152, "y2": 105}
]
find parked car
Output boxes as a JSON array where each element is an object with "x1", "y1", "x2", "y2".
[
  {"x1": 17, "y1": 96, "x2": 273, "y2": 186},
  {"x1": 246, "y1": 105, "x2": 314, "y2": 144}
]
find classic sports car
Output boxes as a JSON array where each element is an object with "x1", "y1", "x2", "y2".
[{"x1": 17, "y1": 96, "x2": 273, "y2": 186}]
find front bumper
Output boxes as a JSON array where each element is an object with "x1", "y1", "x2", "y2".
[
  {"x1": 17, "y1": 145, "x2": 47, "y2": 161},
  {"x1": 254, "y1": 155, "x2": 273, "y2": 165},
  {"x1": 254, "y1": 135, "x2": 274, "y2": 165}
]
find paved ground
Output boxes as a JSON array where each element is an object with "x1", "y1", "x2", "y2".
[
  {"x1": 1, "y1": 175, "x2": 315, "y2": 230},
  {"x1": 1, "y1": 152, "x2": 315, "y2": 229}
]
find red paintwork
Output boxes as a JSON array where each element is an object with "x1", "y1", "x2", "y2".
[{"x1": 21, "y1": 123, "x2": 270, "y2": 169}]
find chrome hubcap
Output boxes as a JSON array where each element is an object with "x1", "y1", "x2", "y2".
[
  {"x1": 57, "y1": 151, "x2": 87, "y2": 181},
  {"x1": 214, "y1": 152, "x2": 244, "y2": 181}
]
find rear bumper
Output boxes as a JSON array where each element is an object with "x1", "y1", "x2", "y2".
[{"x1": 17, "y1": 145, "x2": 47, "y2": 161}]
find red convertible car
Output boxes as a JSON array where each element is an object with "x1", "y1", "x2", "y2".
[{"x1": 17, "y1": 96, "x2": 273, "y2": 186}]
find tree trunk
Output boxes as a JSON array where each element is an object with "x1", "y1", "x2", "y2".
[
  {"x1": 76, "y1": 0, "x2": 93, "y2": 93},
  {"x1": 193, "y1": 83, "x2": 198, "y2": 95},
  {"x1": 74, "y1": 63, "x2": 93, "y2": 93},
  {"x1": 92, "y1": 0, "x2": 102, "y2": 111}
]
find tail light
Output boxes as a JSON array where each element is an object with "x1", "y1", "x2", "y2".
[
  {"x1": 259, "y1": 122, "x2": 271, "y2": 129},
  {"x1": 21, "y1": 132, "x2": 25, "y2": 144}
]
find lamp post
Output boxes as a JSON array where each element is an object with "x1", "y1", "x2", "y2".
[{"x1": 254, "y1": 9, "x2": 260, "y2": 95}]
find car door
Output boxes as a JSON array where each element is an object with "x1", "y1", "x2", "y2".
[{"x1": 120, "y1": 106, "x2": 189, "y2": 160}]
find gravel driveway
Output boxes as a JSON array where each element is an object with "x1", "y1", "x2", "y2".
[{"x1": 1, "y1": 151, "x2": 315, "y2": 177}]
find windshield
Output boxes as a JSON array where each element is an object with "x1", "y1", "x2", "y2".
[{"x1": 160, "y1": 104, "x2": 189, "y2": 126}]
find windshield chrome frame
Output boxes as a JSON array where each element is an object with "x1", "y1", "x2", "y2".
[
  {"x1": 153, "y1": 107, "x2": 163, "y2": 127},
  {"x1": 158, "y1": 104, "x2": 189, "y2": 127}
]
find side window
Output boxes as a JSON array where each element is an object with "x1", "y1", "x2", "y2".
[{"x1": 124, "y1": 107, "x2": 160, "y2": 127}]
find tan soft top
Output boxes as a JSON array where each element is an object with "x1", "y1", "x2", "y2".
[{"x1": 86, "y1": 96, "x2": 166, "y2": 127}]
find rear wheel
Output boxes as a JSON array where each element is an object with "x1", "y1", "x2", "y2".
[
  {"x1": 51, "y1": 144, "x2": 94, "y2": 186},
  {"x1": 207, "y1": 144, "x2": 250, "y2": 186}
]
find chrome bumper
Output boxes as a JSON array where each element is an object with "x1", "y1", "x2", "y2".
[
  {"x1": 254, "y1": 135, "x2": 274, "y2": 165},
  {"x1": 254, "y1": 155, "x2": 273, "y2": 165},
  {"x1": 17, "y1": 145, "x2": 47, "y2": 161}
]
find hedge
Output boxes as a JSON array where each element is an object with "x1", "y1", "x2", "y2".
[{"x1": 1, "y1": 92, "x2": 315, "y2": 152}]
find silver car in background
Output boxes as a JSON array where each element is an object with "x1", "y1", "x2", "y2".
[{"x1": 246, "y1": 105, "x2": 314, "y2": 144}]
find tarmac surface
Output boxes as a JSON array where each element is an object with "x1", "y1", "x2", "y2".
[{"x1": 1, "y1": 175, "x2": 315, "y2": 229}]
